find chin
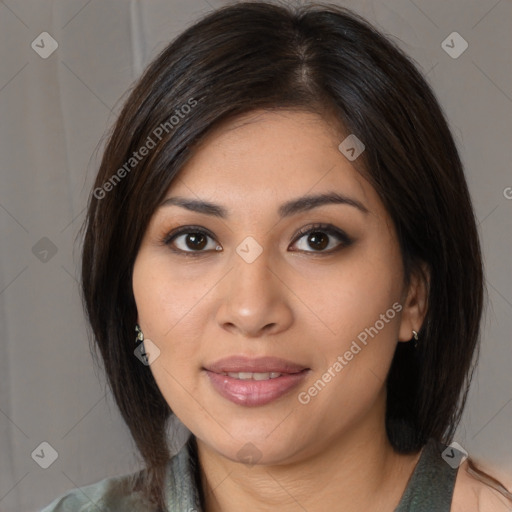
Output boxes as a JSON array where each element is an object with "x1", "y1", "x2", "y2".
[{"x1": 197, "y1": 427, "x2": 308, "y2": 467}]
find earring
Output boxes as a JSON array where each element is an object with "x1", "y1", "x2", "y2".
[
  {"x1": 135, "y1": 324, "x2": 144, "y2": 344},
  {"x1": 412, "y1": 329, "x2": 419, "y2": 349}
]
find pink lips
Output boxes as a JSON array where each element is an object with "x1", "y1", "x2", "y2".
[{"x1": 204, "y1": 356, "x2": 310, "y2": 407}]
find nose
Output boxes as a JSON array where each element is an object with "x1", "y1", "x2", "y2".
[{"x1": 214, "y1": 245, "x2": 294, "y2": 338}]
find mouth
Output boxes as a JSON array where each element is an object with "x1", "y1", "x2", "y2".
[
  {"x1": 204, "y1": 355, "x2": 308, "y2": 374},
  {"x1": 203, "y1": 356, "x2": 310, "y2": 406},
  {"x1": 216, "y1": 371, "x2": 291, "y2": 380}
]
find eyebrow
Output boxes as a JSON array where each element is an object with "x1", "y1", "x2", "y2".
[{"x1": 158, "y1": 192, "x2": 369, "y2": 218}]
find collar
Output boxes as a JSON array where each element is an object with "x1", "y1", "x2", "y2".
[{"x1": 163, "y1": 434, "x2": 203, "y2": 511}]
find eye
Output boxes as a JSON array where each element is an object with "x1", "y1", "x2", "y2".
[
  {"x1": 160, "y1": 223, "x2": 353, "y2": 256},
  {"x1": 289, "y1": 223, "x2": 353, "y2": 253},
  {"x1": 162, "y1": 226, "x2": 221, "y2": 255}
]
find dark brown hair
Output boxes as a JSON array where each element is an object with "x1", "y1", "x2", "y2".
[{"x1": 79, "y1": 1, "x2": 508, "y2": 509}]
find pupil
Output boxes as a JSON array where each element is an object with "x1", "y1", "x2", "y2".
[
  {"x1": 186, "y1": 233, "x2": 207, "y2": 250},
  {"x1": 308, "y1": 232, "x2": 328, "y2": 250}
]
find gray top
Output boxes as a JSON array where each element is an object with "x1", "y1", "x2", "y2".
[
  {"x1": 394, "y1": 437, "x2": 459, "y2": 511},
  {"x1": 41, "y1": 436, "x2": 458, "y2": 511}
]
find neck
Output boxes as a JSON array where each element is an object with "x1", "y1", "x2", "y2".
[{"x1": 195, "y1": 400, "x2": 421, "y2": 512}]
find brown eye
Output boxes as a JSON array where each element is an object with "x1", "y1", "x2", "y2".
[
  {"x1": 290, "y1": 223, "x2": 353, "y2": 253},
  {"x1": 164, "y1": 226, "x2": 220, "y2": 254},
  {"x1": 306, "y1": 231, "x2": 329, "y2": 251},
  {"x1": 185, "y1": 233, "x2": 208, "y2": 250}
]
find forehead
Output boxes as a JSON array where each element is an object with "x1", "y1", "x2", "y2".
[{"x1": 167, "y1": 109, "x2": 379, "y2": 217}]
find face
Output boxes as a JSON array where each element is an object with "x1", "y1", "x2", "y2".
[{"x1": 132, "y1": 109, "x2": 423, "y2": 465}]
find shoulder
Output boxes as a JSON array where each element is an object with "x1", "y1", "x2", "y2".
[
  {"x1": 39, "y1": 438, "x2": 199, "y2": 512},
  {"x1": 39, "y1": 468, "x2": 154, "y2": 512},
  {"x1": 451, "y1": 459, "x2": 512, "y2": 512}
]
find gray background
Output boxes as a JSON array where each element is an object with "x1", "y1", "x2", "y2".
[{"x1": 0, "y1": 1, "x2": 511, "y2": 511}]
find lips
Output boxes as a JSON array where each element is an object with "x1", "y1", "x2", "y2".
[
  {"x1": 204, "y1": 355, "x2": 308, "y2": 374},
  {"x1": 203, "y1": 356, "x2": 310, "y2": 407}
]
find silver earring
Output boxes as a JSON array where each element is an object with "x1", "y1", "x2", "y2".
[
  {"x1": 412, "y1": 329, "x2": 419, "y2": 349},
  {"x1": 135, "y1": 324, "x2": 144, "y2": 344}
]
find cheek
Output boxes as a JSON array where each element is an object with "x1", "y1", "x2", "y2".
[
  {"x1": 292, "y1": 252, "x2": 402, "y2": 343},
  {"x1": 132, "y1": 255, "x2": 206, "y2": 410},
  {"x1": 296, "y1": 249, "x2": 403, "y2": 396},
  {"x1": 132, "y1": 252, "x2": 218, "y2": 408},
  {"x1": 133, "y1": 251, "x2": 214, "y2": 339},
  {"x1": 298, "y1": 296, "x2": 401, "y2": 432}
]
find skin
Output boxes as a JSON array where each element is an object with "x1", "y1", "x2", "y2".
[
  {"x1": 132, "y1": 109, "x2": 433, "y2": 512},
  {"x1": 452, "y1": 461, "x2": 512, "y2": 511}
]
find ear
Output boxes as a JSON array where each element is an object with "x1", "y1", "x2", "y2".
[{"x1": 397, "y1": 262, "x2": 430, "y2": 342}]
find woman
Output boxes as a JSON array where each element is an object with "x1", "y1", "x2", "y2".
[{"x1": 42, "y1": 2, "x2": 512, "y2": 511}]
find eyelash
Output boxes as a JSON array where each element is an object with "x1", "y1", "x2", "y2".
[{"x1": 159, "y1": 223, "x2": 354, "y2": 257}]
